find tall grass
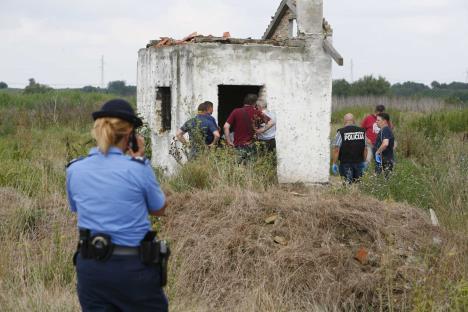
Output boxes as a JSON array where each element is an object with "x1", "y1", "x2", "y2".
[
  {"x1": 165, "y1": 146, "x2": 277, "y2": 193},
  {"x1": 0, "y1": 93, "x2": 466, "y2": 310},
  {"x1": 332, "y1": 95, "x2": 460, "y2": 112}
]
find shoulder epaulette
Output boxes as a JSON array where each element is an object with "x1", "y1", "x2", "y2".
[
  {"x1": 130, "y1": 156, "x2": 149, "y2": 165},
  {"x1": 66, "y1": 156, "x2": 86, "y2": 169}
]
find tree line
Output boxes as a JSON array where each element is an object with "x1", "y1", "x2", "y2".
[
  {"x1": 2, "y1": 76, "x2": 468, "y2": 104},
  {"x1": 333, "y1": 76, "x2": 468, "y2": 104},
  {"x1": 0, "y1": 79, "x2": 136, "y2": 97}
]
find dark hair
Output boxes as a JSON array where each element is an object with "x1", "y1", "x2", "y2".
[
  {"x1": 377, "y1": 112, "x2": 390, "y2": 122},
  {"x1": 203, "y1": 101, "x2": 214, "y2": 108},
  {"x1": 244, "y1": 94, "x2": 258, "y2": 105},
  {"x1": 197, "y1": 102, "x2": 208, "y2": 112},
  {"x1": 375, "y1": 105, "x2": 386, "y2": 113}
]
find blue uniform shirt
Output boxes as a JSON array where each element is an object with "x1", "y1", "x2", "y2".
[
  {"x1": 66, "y1": 147, "x2": 165, "y2": 246},
  {"x1": 180, "y1": 114, "x2": 218, "y2": 145}
]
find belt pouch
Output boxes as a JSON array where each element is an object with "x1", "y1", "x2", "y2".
[
  {"x1": 89, "y1": 234, "x2": 113, "y2": 261},
  {"x1": 139, "y1": 231, "x2": 160, "y2": 265},
  {"x1": 79, "y1": 229, "x2": 91, "y2": 259}
]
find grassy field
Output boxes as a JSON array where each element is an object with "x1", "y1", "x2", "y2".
[{"x1": 0, "y1": 91, "x2": 467, "y2": 311}]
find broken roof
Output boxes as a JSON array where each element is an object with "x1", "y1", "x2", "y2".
[
  {"x1": 263, "y1": 0, "x2": 297, "y2": 40},
  {"x1": 146, "y1": 33, "x2": 305, "y2": 49}
]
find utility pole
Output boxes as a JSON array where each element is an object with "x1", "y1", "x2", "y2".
[
  {"x1": 100, "y1": 55, "x2": 105, "y2": 89},
  {"x1": 465, "y1": 69, "x2": 468, "y2": 83},
  {"x1": 350, "y1": 59, "x2": 354, "y2": 83}
]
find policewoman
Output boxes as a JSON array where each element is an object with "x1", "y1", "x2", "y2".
[{"x1": 66, "y1": 99, "x2": 169, "y2": 311}]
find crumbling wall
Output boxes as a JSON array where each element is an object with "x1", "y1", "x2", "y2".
[
  {"x1": 137, "y1": 42, "x2": 332, "y2": 184},
  {"x1": 270, "y1": 9, "x2": 296, "y2": 40}
]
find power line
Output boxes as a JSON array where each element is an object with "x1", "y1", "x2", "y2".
[{"x1": 101, "y1": 55, "x2": 105, "y2": 89}]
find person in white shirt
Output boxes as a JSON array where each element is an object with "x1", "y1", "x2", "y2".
[{"x1": 255, "y1": 100, "x2": 276, "y2": 152}]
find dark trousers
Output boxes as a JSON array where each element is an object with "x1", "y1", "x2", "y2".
[
  {"x1": 375, "y1": 161, "x2": 394, "y2": 178},
  {"x1": 339, "y1": 163, "x2": 365, "y2": 184},
  {"x1": 258, "y1": 138, "x2": 276, "y2": 153},
  {"x1": 235, "y1": 144, "x2": 256, "y2": 164},
  {"x1": 76, "y1": 254, "x2": 168, "y2": 312}
]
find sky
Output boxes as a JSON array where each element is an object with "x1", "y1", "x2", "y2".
[{"x1": 1, "y1": 0, "x2": 467, "y2": 88}]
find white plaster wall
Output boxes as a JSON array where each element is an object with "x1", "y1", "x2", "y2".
[
  {"x1": 137, "y1": 42, "x2": 332, "y2": 184},
  {"x1": 137, "y1": 48, "x2": 181, "y2": 173}
]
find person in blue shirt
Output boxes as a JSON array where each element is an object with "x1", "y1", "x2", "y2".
[
  {"x1": 375, "y1": 112, "x2": 395, "y2": 177},
  {"x1": 66, "y1": 99, "x2": 168, "y2": 311},
  {"x1": 176, "y1": 101, "x2": 220, "y2": 159}
]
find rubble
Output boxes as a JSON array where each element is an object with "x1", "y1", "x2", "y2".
[{"x1": 146, "y1": 32, "x2": 306, "y2": 49}]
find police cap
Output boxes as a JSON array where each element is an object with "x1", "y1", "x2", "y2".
[{"x1": 92, "y1": 99, "x2": 143, "y2": 128}]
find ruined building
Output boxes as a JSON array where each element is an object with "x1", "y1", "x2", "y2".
[{"x1": 137, "y1": 0, "x2": 342, "y2": 184}]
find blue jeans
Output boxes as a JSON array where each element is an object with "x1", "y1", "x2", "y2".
[
  {"x1": 339, "y1": 163, "x2": 365, "y2": 184},
  {"x1": 76, "y1": 254, "x2": 168, "y2": 312}
]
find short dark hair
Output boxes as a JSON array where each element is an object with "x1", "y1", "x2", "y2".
[
  {"x1": 244, "y1": 94, "x2": 258, "y2": 105},
  {"x1": 377, "y1": 112, "x2": 390, "y2": 122},
  {"x1": 375, "y1": 105, "x2": 386, "y2": 113},
  {"x1": 197, "y1": 102, "x2": 208, "y2": 112},
  {"x1": 203, "y1": 101, "x2": 214, "y2": 109}
]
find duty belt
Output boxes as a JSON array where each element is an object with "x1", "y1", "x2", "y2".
[
  {"x1": 113, "y1": 245, "x2": 139, "y2": 256},
  {"x1": 74, "y1": 229, "x2": 171, "y2": 287}
]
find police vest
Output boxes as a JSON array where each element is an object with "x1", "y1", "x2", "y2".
[{"x1": 338, "y1": 125, "x2": 366, "y2": 163}]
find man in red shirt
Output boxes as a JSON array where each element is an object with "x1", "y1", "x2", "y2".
[
  {"x1": 223, "y1": 94, "x2": 273, "y2": 161},
  {"x1": 361, "y1": 105, "x2": 394, "y2": 163}
]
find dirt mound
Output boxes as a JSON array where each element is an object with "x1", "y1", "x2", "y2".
[{"x1": 163, "y1": 186, "x2": 443, "y2": 311}]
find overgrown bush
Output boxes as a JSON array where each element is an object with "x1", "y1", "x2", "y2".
[{"x1": 167, "y1": 146, "x2": 277, "y2": 192}]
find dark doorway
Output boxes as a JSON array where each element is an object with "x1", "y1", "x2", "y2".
[{"x1": 217, "y1": 85, "x2": 262, "y2": 128}]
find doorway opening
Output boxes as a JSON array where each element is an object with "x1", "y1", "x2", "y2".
[{"x1": 217, "y1": 85, "x2": 262, "y2": 128}]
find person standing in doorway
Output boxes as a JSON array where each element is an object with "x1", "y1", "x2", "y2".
[
  {"x1": 374, "y1": 113, "x2": 395, "y2": 177},
  {"x1": 255, "y1": 99, "x2": 277, "y2": 153},
  {"x1": 332, "y1": 113, "x2": 368, "y2": 183},
  {"x1": 223, "y1": 94, "x2": 273, "y2": 162}
]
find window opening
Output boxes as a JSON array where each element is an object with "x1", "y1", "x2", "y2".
[
  {"x1": 292, "y1": 19, "x2": 298, "y2": 37},
  {"x1": 157, "y1": 87, "x2": 171, "y2": 132}
]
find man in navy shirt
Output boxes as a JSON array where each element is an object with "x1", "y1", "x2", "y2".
[
  {"x1": 176, "y1": 102, "x2": 220, "y2": 158},
  {"x1": 375, "y1": 112, "x2": 395, "y2": 176}
]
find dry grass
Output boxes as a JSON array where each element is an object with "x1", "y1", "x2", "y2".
[
  {"x1": 0, "y1": 188, "x2": 79, "y2": 312},
  {"x1": 161, "y1": 186, "x2": 466, "y2": 311}
]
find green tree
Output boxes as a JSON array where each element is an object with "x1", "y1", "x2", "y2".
[
  {"x1": 82, "y1": 85, "x2": 100, "y2": 93},
  {"x1": 431, "y1": 81, "x2": 441, "y2": 89},
  {"x1": 350, "y1": 75, "x2": 391, "y2": 96},
  {"x1": 332, "y1": 79, "x2": 351, "y2": 97},
  {"x1": 391, "y1": 81, "x2": 430, "y2": 96},
  {"x1": 0, "y1": 81, "x2": 8, "y2": 89},
  {"x1": 24, "y1": 78, "x2": 53, "y2": 94},
  {"x1": 107, "y1": 80, "x2": 136, "y2": 96}
]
